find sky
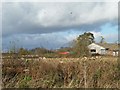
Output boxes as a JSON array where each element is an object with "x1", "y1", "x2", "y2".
[{"x1": 2, "y1": 1, "x2": 118, "y2": 51}]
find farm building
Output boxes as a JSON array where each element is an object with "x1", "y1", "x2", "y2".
[
  {"x1": 98, "y1": 43, "x2": 119, "y2": 56},
  {"x1": 88, "y1": 43, "x2": 119, "y2": 56},
  {"x1": 88, "y1": 43, "x2": 106, "y2": 55}
]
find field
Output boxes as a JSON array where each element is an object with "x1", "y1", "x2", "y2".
[{"x1": 2, "y1": 56, "x2": 120, "y2": 88}]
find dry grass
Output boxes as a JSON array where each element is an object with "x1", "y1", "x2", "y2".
[{"x1": 2, "y1": 56, "x2": 120, "y2": 88}]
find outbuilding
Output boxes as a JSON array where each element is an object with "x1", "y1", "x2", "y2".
[
  {"x1": 88, "y1": 43, "x2": 106, "y2": 55},
  {"x1": 98, "y1": 43, "x2": 119, "y2": 56}
]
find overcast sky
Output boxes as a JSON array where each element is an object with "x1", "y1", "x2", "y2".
[{"x1": 2, "y1": 2, "x2": 118, "y2": 51}]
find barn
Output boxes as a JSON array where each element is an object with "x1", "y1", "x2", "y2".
[
  {"x1": 97, "y1": 43, "x2": 119, "y2": 56},
  {"x1": 88, "y1": 43, "x2": 106, "y2": 55},
  {"x1": 88, "y1": 43, "x2": 119, "y2": 56}
]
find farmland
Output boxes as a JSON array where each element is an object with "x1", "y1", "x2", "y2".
[{"x1": 2, "y1": 56, "x2": 120, "y2": 88}]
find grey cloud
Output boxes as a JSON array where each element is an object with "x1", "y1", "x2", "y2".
[{"x1": 2, "y1": 2, "x2": 117, "y2": 37}]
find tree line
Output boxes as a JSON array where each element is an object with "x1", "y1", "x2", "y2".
[{"x1": 4, "y1": 32, "x2": 107, "y2": 57}]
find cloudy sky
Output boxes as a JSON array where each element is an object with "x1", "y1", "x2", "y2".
[{"x1": 2, "y1": 2, "x2": 118, "y2": 51}]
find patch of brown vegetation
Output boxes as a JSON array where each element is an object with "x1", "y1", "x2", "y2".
[{"x1": 2, "y1": 57, "x2": 120, "y2": 88}]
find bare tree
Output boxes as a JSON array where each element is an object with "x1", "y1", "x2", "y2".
[{"x1": 100, "y1": 36, "x2": 105, "y2": 43}]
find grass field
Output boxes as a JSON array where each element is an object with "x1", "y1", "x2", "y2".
[{"x1": 2, "y1": 56, "x2": 120, "y2": 88}]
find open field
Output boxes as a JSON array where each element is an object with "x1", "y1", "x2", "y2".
[{"x1": 2, "y1": 56, "x2": 120, "y2": 88}]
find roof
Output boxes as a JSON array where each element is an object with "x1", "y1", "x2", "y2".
[
  {"x1": 88, "y1": 43, "x2": 105, "y2": 50},
  {"x1": 96, "y1": 43, "x2": 119, "y2": 51}
]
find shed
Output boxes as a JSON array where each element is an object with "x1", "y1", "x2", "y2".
[
  {"x1": 97, "y1": 43, "x2": 119, "y2": 56},
  {"x1": 88, "y1": 43, "x2": 106, "y2": 55}
]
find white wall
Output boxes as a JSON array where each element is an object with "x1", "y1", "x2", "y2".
[{"x1": 88, "y1": 43, "x2": 106, "y2": 55}]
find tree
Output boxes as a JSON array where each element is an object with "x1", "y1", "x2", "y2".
[
  {"x1": 18, "y1": 48, "x2": 31, "y2": 55},
  {"x1": 73, "y1": 32, "x2": 95, "y2": 57},
  {"x1": 100, "y1": 36, "x2": 105, "y2": 43}
]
